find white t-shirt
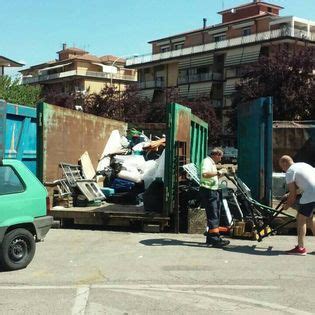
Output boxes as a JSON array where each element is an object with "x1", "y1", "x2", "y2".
[
  {"x1": 200, "y1": 157, "x2": 219, "y2": 190},
  {"x1": 285, "y1": 162, "x2": 315, "y2": 204}
]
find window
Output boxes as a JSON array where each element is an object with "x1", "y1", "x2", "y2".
[
  {"x1": 242, "y1": 28, "x2": 251, "y2": 36},
  {"x1": 160, "y1": 46, "x2": 170, "y2": 53},
  {"x1": 267, "y1": 7, "x2": 272, "y2": 13},
  {"x1": 155, "y1": 76, "x2": 164, "y2": 87},
  {"x1": 0, "y1": 166, "x2": 25, "y2": 195},
  {"x1": 260, "y1": 46, "x2": 269, "y2": 58},
  {"x1": 174, "y1": 43, "x2": 184, "y2": 50},
  {"x1": 214, "y1": 34, "x2": 226, "y2": 42},
  {"x1": 197, "y1": 66, "x2": 208, "y2": 74}
]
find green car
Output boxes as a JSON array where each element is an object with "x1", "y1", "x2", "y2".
[{"x1": 0, "y1": 159, "x2": 53, "y2": 271}]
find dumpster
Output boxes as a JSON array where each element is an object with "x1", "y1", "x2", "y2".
[
  {"x1": 38, "y1": 102, "x2": 208, "y2": 231},
  {"x1": 0, "y1": 100, "x2": 37, "y2": 174}
]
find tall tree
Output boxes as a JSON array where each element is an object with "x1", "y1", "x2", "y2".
[
  {"x1": 169, "y1": 87, "x2": 221, "y2": 143},
  {"x1": 0, "y1": 75, "x2": 42, "y2": 106},
  {"x1": 83, "y1": 84, "x2": 150, "y2": 122},
  {"x1": 179, "y1": 96, "x2": 221, "y2": 145},
  {"x1": 236, "y1": 45, "x2": 315, "y2": 120}
]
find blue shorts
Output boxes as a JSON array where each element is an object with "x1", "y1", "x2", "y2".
[{"x1": 299, "y1": 202, "x2": 315, "y2": 217}]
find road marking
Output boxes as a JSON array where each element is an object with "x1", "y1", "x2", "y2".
[
  {"x1": 71, "y1": 286, "x2": 90, "y2": 315},
  {"x1": 0, "y1": 285, "x2": 75, "y2": 290},
  {"x1": 0, "y1": 284, "x2": 280, "y2": 290},
  {"x1": 92, "y1": 284, "x2": 280, "y2": 290},
  {"x1": 98, "y1": 286, "x2": 310, "y2": 315},
  {"x1": 0, "y1": 284, "x2": 310, "y2": 314}
]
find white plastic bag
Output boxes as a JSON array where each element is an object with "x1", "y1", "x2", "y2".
[
  {"x1": 97, "y1": 130, "x2": 122, "y2": 171},
  {"x1": 154, "y1": 150, "x2": 165, "y2": 180},
  {"x1": 141, "y1": 160, "x2": 158, "y2": 189},
  {"x1": 114, "y1": 155, "x2": 145, "y2": 170},
  {"x1": 117, "y1": 169, "x2": 142, "y2": 183}
]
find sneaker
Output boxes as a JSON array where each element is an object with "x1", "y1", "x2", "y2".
[{"x1": 286, "y1": 245, "x2": 307, "y2": 256}]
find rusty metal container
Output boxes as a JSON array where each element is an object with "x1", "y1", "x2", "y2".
[{"x1": 37, "y1": 102, "x2": 127, "y2": 182}]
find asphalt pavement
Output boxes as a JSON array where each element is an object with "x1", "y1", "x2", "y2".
[{"x1": 1, "y1": 229, "x2": 315, "y2": 314}]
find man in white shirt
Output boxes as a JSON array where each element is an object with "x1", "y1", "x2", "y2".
[
  {"x1": 200, "y1": 148, "x2": 230, "y2": 247},
  {"x1": 279, "y1": 155, "x2": 315, "y2": 255}
]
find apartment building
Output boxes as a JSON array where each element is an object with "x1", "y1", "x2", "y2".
[
  {"x1": 20, "y1": 44, "x2": 137, "y2": 95},
  {"x1": 0, "y1": 55, "x2": 23, "y2": 76},
  {"x1": 126, "y1": 0, "x2": 315, "y2": 145}
]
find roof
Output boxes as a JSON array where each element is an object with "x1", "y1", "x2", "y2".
[
  {"x1": 68, "y1": 54, "x2": 101, "y2": 62},
  {"x1": 20, "y1": 46, "x2": 127, "y2": 73},
  {"x1": 20, "y1": 53, "x2": 125, "y2": 73},
  {"x1": 217, "y1": 1, "x2": 283, "y2": 14},
  {"x1": 56, "y1": 47, "x2": 88, "y2": 54},
  {"x1": 20, "y1": 60, "x2": 59, "y2": 73},
  {"x1": 100, "y1": 55, "x2": 126, "y2": 64},
  {"x1": 148, "y1": 12, "x2": 273, "y2": 44},
  {"x1": 0, "y1": 56, "x2": 24, "y2": 67}
]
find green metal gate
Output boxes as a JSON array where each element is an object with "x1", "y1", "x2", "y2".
[{"x1": 164, "y1": 103, "x2": 208, "y2": 231}]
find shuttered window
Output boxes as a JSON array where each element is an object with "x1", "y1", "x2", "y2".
[
  {"x1": 179, "y1": 82, "x2": 213, "y2": 99},
  {"x1": 224, "y1": 78, "x2": 240, "y2": 96},
  {"x1": 178, "y1": 53, "x2": 214, "y2": 70}
]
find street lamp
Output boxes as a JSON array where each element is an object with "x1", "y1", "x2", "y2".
[{"x1": 110, "y1": 54, "x2": 138, "y2": 86}]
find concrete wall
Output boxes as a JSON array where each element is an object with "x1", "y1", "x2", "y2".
[
  {"x1": 167, "y1": 63, "x2": 179, "y2": 87},
  {"x1": 84, "y1": 80, "x2": 125, "y2": 93}
]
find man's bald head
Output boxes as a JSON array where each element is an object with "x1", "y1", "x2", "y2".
[{"x1": 279, "y1": 155, "x2": 294, "y2": 172}]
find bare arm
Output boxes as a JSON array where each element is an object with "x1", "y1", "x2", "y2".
[
  {"x1": 283, "y1": 182, "x2": 297, "y2": 210},
  {"x1": 202, "y1": 171, "x2": 218, "y2": 178},
  {"x1": 202, "y1": 168, "x2": 227, "y2": 178}
]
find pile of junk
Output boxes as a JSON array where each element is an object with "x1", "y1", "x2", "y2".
[{"x1": 49, "y1": 128, "x2": 166, "y2": 212}]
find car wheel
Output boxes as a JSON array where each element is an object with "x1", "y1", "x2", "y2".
[{"x1": 0, "y1": 228, "x2": 36, "y2": 271}]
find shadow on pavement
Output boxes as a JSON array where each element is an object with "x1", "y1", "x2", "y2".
[
  {"x1": 140, "y1": 238, "x2": 284, "y2": 256},
  {"x1": 140, "y1": 238, "x2": 208, "y2": 248},
  {"x1": 222, "y1": 245, "x2": 283, "y2": 256}
]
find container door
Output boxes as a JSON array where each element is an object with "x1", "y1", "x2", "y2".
[
  {"x1": 237, "y1": 97, "x2": 273, "y2": 205},
  {"x1": 5, "y1": 104, "x2": 37, "y2": 175},
  {"x1": 164, "y1": 103, "x2": 191, "y2": 218},
  {"x1": 190, "y1": 114, "x2": 208, "y2": 167},
  {"x1": 164, "y1": 103, "x2": 208, "y2": 223},
  {"x1": 0, "y1": 100, "x2": 6, "y2": 159}
]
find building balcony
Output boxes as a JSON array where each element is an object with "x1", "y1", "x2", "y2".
[
  {"x1": 126, "y1": 27, "x2": 315, "y2": 66},
  {"x1": 178, "y1": 72, "x2": 223, "y2": 84},
  {"x1": 138, "y1": 79, "x2": 165, "y2": 89},
  {"x1": 22, "y1": 69, "x2": 137, "y2": 84}
]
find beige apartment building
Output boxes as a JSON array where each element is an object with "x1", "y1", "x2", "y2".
[
  {"x1": 126, "y1": 0, "x2": 315, "y2": 145},
  {"x1": 20, "y1": 44, "x2": 137, "y2": 95}
]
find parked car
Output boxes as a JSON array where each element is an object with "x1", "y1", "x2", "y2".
[{"x1": 0, "y1": 159, "x2": 53, "y2": 271}]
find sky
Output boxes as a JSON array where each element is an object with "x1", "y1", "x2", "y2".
[{"x1": 2, "y1": 0, "x2": 315, "y2": 77}]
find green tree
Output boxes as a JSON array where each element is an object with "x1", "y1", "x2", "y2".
[
  {"x1": 227, "y1": 45, "x2": 315, "y2": 135},
  {"x1": 83, "y1": 84, "x2": 150, "y2": 123},
  {"x1": 166, "y1": 87, "x2": 221, "y2": 144},
  {"x1": 236, "y1": 46, "x2": 315, "y2": 120},
  {"x1": 83, "y1": 84, "x2": 221, "y2": 144},
  {"x1": 0, "y1": 75, "x2": 42, "y2": 106}
]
